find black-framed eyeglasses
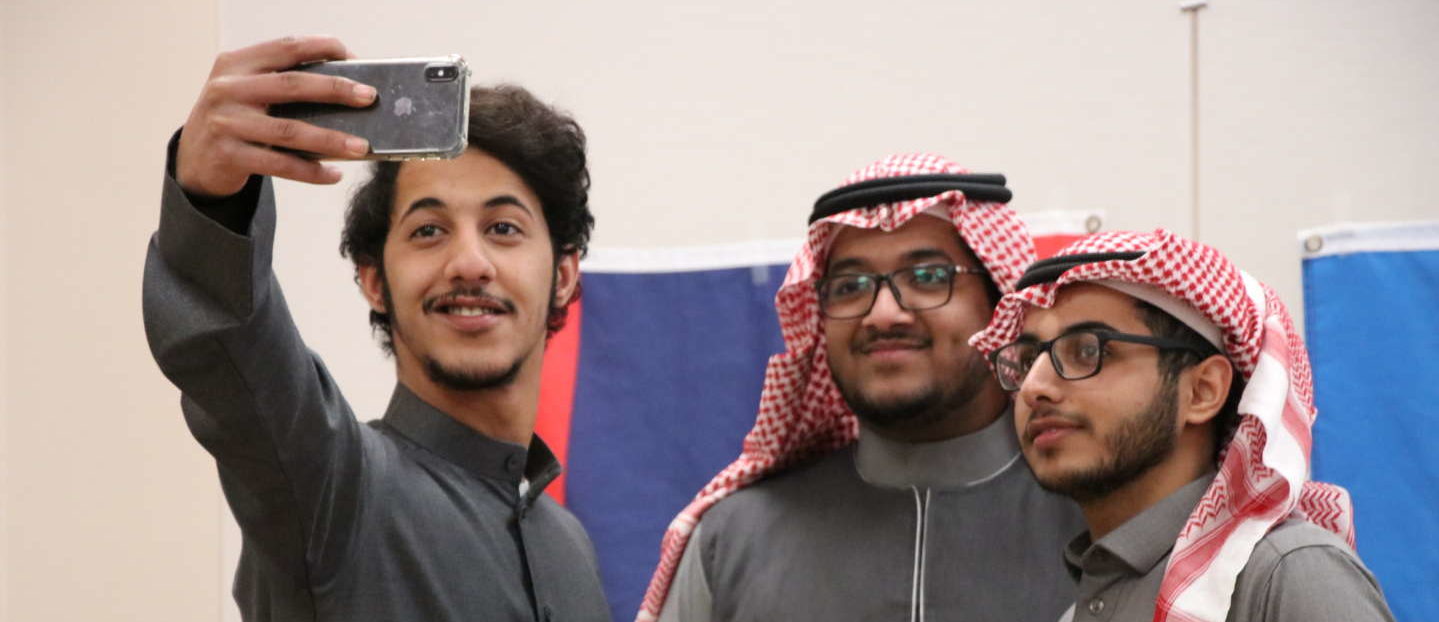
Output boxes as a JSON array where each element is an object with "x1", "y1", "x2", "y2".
[
  {"x1": 988, "y1": 329, "x2": 1206, "y2": 392},
  {"x1": 815, "y1": 264, "x2": 987, "y2": 320}
]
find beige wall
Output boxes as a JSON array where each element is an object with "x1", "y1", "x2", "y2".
[
  {"x1": 2, "y1": 1, "x2": 1435, "y2": 621},
  {"x1": 1, "y1": 9, "x2": 9, "y2": 618},
  {"x1": 1201, "y1": 0, "x2": 1439, "y2": 324},
  {"x1": 1, "y1": 1, "x2": 221, "y2": 621}
]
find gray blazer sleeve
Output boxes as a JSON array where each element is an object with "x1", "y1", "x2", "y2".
[{"x1": 142, "y1": 147, "x2": 370, "y2": 584}]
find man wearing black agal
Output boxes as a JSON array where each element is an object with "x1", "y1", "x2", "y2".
[{"x1": 646, "y1": 154, "x2": 1083, "y2": 622}]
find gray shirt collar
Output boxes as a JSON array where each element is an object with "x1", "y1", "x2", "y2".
[
  {"x1": 381, "y1": 384, "x2": 563, "y2": 502},
  {"x1": 1063, "y1": 472, "x2": 1218, "y2": 578},
  {"x1": 854, "y1": 406, "x2": 1023, "y2": 489}
]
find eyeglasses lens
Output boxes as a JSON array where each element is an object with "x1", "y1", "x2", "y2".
[
  {"x1": 993, "y1": 343, "x2": 1035, "y2": 391},
  {"x1": 896, "y1": 267, "x2": 953, "y2": 310},
  {"x1": 993, "y1": 331, "x2": 1106, "y2": 391},
  {"x1": 819, "y1": 276, "x2": 874, "y2": 319},
  {"x1": 1053, "y1": 332, "x2": 1102, "y2": 380}
]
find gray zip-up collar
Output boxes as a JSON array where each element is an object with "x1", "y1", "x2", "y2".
[{"x1": 855, "y1": 406, "x2": 1023, "y2": 490}]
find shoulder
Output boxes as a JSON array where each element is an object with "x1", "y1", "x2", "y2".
[
  {"x1": 1256, "y1": 519, "x2": 1351, "y2": 554},
  {"x1": 530, "y1": 494, "x2": 604, "y2": 562},
  {"x1": 703, "y1": 447, "x2": 858, "y2": 525},
  {"x1": 533, "y1": 494, "x2": 591, "y2": 536},
  {"x1": 1232, "y1": 519, "x2": 1394, "y2": 622},
  {"x1": 1246, "y1": 519, "x2": 1367, "y2": 579}
]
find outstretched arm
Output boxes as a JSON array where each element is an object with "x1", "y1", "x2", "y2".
[{"x1": 143, "y1": 35, "x2": 384, "y2": 586}]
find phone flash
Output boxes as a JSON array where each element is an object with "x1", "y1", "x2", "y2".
[{"x1": 425, "y1": 63, "x2": 458, "y2": 83}]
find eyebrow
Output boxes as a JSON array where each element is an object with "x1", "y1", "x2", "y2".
[
  {"x1": 1017, "y1": 320, "x2": 1120, "y2": 342},
  {"x1": 904, "y1": 248, "x2": 956, "y2": 264},
  {"x1": 827, "y1": 247, "x2": 956, "y2": 274},
  {"x1": 400, "y1": 194, "x2": 534, "y2": 220}
]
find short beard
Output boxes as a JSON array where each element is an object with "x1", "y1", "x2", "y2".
[
  {"x1": 837, "y1": 351, "x2": 991, "y2": 434},
  {"x1": 423, "y1": 355, "x2": 525, "y2": 391},
  {"x1": 1036, "y1": 379, "x2": 1180, "y2": 504}
]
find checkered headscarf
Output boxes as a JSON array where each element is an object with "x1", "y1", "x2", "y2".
[
  {"x1": 635, "y1": 154, "x2": 1036, "y2": 620},
  {"x1": 970, "y1": 229, "x2": 1356, "y2": 622}
]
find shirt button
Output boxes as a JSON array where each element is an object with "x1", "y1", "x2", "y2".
[
  {"x1": 1088, "y1": 598, "x2": 1105, "y2": 615},
  {"x1": 505, "y1": 454, "x2": 523, "y2": 474},
  {"x1": 542, "y1": 604, "x2": 554, "y2": 621}
]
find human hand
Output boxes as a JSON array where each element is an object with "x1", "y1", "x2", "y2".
[{"x1": 176, "y1": 35, "x2": 377, "y2": 198}]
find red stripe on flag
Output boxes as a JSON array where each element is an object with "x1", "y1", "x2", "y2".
[
  {"x1": 1034, "y1": 233, "x2": 1088, "y2": 259},
  {"x1": 536, "y1": 298, "x2": 582, "y2": 505}
]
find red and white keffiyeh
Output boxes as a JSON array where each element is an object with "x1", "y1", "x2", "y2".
[
  {"x1": 635, "y1": 153, "x2": 1037, "y2": 621},
  {"x1": 969, "y1": 229, "x2": 1356, "y2": 622}
]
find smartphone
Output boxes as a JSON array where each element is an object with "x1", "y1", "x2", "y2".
[{"x1": 270, "y1": 55, "x2": 470, "y2": 160}]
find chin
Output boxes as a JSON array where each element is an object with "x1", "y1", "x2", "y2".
[
  {"x1": 1031, "y1": 461, "x2": 1124, "y2": 503},
  {"x1": 859, "y1": 378, "x2": 933, "y2": 403},
  {"x1": 847, "y1": 388, "x2": 947, "y2": 431},
  {"x1": 424, "y1": 355, "x2": 526, "y2": 392}
]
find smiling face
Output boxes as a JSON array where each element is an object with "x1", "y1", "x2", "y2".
[
  {"x1": 358, "y1": 148, "x2": 579, "y2": 395},
  {"x1": 1012, "y1": 283, "x2": 1184, "y2": 502},
  {"x1": 820, "y1": 215, "x2": 1005, "y2": 441}
]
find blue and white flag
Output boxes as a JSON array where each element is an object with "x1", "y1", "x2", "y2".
[{"x1": 1302, "y1": 221, "x2": 1439, "y2": 622}]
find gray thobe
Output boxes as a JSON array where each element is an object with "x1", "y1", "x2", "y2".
[
  {"x1": 143, "y1": 144, "x2": 611, "y2": 622},
  {"x1": 660, "y1": 409, "x2": 1085, "y2": 622},
  {"x1": 1062, "y1": 474, "x2": 1394, "y2": 622}
]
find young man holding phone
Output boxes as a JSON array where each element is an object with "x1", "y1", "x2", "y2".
[{"x1": 144, "y1": 35, "x2": 610, "y2": 621}]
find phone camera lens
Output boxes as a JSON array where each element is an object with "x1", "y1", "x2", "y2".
[{"x1": 425, "y1": 64, "x2": 458, "y2": 83}]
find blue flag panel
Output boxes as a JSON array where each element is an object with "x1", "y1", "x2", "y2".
[
  {"x1": 1305, "y1": 243, "x2": 1439, "y2": 621},
  {"x1": 565, "y1": 265, "x2": 788, "y2": 621}
]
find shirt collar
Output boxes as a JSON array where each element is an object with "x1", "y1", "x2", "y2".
[
  {"x1": 855, "y1": 406, "x2": 1023, "y2": 489},
  {"x1": 1063, "y1": 472, "x2": 1218, "y2": 578},
  {"x1": 380, "y1": 384, "x2": 563, "y2": 502}
]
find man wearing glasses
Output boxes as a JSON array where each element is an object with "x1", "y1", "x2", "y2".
[
  {"x1": 970, "y1": 231, "x2": 1393, "y2": 622},
  {"x1": 642, "y1": 154, "x2": 1083, "y2": 622}
]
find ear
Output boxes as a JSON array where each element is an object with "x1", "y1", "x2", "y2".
[
  {"x1": 357, "y1": 263, "x2": 388, "y2": 314},
  {"x1": 1178, "y1": 354, "x2": 1234, "y2": 426},
  {"x1": 552, "y1": 251, "x2": 581, "y2": 307}
]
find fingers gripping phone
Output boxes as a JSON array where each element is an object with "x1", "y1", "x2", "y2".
[{"x1": 271, "y1": 56, "x2": 470, "y2": 160}]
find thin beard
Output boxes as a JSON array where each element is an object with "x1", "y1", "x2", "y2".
[
  {"x1": 839, "y1": 351, "x2": 990, "y2": 433},
  {"x1": 423, "y1": 356, "x2": 524, "y2": 391},
  {"x1": 1039, "y1": 380, "x2": 1180, "y2": 504}
]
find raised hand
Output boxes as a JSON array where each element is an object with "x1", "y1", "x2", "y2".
[{"x1": 176, "y1": 35, "x2": 377, "y2": 198}]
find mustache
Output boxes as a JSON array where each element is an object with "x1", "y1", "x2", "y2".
[
  {"x1": 421, "y1": 286, "x2": 517, "y2": 314},
  {"x1": 852, "y1": 328, "x2": 932, "y2": 353}
]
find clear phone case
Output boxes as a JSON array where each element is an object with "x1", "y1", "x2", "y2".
[{"x1": 271, "y1": 55, "x2": 470, "y2": 160}]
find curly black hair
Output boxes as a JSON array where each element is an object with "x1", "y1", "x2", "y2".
[{"x1": 340, "y1": 84, "x2": 594, "y2": 353}]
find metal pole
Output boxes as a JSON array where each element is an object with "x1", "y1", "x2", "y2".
[{"x1": 1182, "y1": 1, "x2": 1207, "y2": 240}]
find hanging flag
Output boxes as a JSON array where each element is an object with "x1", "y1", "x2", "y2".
[
  {"x1": 538, "y1": 213, "x2": 1099, "y2": 621},
  {"x1": 1301, "y1": 221, "x2": 1439, "y2": 622}
]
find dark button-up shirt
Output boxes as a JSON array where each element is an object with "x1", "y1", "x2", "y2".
[
  {"x1": 143, "y1": 138, "x2": 610, "y2": 621},
  {"x1": 1063, "y1": 473, "x2": 1393, "y2": 622}
]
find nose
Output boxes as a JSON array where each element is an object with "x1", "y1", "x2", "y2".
[
  {"x1": 860, "y1": 282, "x2": 915, "y2": 331},
  {"x1": 443, "y1": 229, "x2": 497, "y2": 284},
  {"x1": 1017, "y1": 351, "x2": 1064, "y2": 411}
]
